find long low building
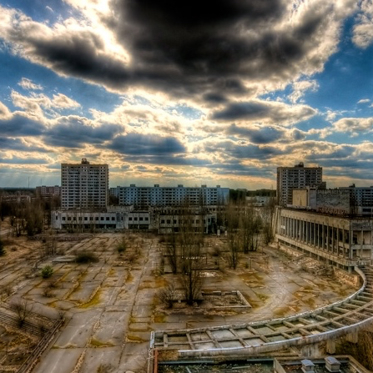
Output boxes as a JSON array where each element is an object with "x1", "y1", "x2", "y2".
[
  {"x1": 110, "y1": 184, "x2": 229, "y2": 207},
  {"x1": 51, "y1": 207, "x2": 217, "y2": 234},
  {"x1": 274, "y1": 206, "x2": 373, "y2": 269}
]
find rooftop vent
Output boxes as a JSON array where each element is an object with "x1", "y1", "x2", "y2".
[
  {"x1": 325, "y1": 356, "x2": 341, "y2": 373},
  {"x1": 301, "y1": 359, "x2": 315, "y2": 373}
]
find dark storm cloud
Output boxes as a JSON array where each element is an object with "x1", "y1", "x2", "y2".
[
  {"x1": 325, "y1": 165, "x2": 373, "y2": 180},
  {"x1": 0, "y1": 157, "x2": 48, "y2": 165},
  {"x1": 44, "y1": 116, "x2": 122, "y2": 148},
  {"x1": 211, "y1": 161, "x2": 274, "y2": 177},
  {"x1": 203, "y1": 140, "x2": 284, "y2": 159},
  {"x1": 124, "y1": 154, "x2": 211, "y2": 166},
  {"x1": 212, "y1": 101, "x2": 316, "y2": 122},
  {"x1": 226, "y1": 123, "x2": 284, "y2": 144},
  {"x1": 109, "y1": 133, "x2": 185, "y2": 155},
  {"x1": 4, "y1": 0, "x2": 340, "y2": 99},
  {"x1": 0, "y1": 114, "x2": 45, "y2": 136},
  {"x1": 213, "y1": 102, "x2": 269, "y2": 121},
  {"x1": 0, "y1": 137, "x2": 47, "y2": 152},
  {"x1": 28, "y1": 33, "x2": 130, "y2": 88},
  {"x1": 202, "y1": 92, "x2": 227, "y2": 104}
]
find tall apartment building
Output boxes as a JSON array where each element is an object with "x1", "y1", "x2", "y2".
[
  {"x1": 277, "y1": 162, "x2": 323, "y2": 206},
  {"x1": 61, "y1": 158, "x2": 108, "y2": 210},
  {"x1": 110, "y1": 184, "x2": 229, "y2": 207}
]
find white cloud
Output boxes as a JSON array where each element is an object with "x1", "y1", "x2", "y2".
[
  {"x1": 51, "y1": 93, "x2": 80, "y2": 109},
  {"x1": 18, "y1": 77, "x2": 43, "y2": 91},
  {"x1": 288, "y1": 79, "x2": 319, "y2": 103},
  {"x1": 358, "y1": 98, "x2": 370, "y2": 104},
  {"x1": 353, "y1": 0, "x2": 373, "y2": 48},
  {"x1": 332, "y1": 117, "x2": 373, "y2": 136}
]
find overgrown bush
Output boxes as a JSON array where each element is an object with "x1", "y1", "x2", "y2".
[
  {"x1": 75, "y1": 251, "x2": 99, "y2": 264},
  {"x1": 117, "y1": 238, "x2": 127, "y2": 254},
  {"x1": 41, "y1": 265, "x2": 54, "y2": 279}
]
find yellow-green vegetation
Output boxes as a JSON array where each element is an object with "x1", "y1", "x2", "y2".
[
  {"x1": 126, "y1": 272, "x2": 134, "y2": 283},
  {"x1": 273, "y1": 307, "x2": 289, "y2": 318},
  {"x1": 153, "y1": 314, "x2": 165, "y2": 323},
  {"x1": 41, "y1": 265, "x2": 54, "y2": 279},
  {"x1": 254, "y1": 292, "x2": 269, "y2": 301},
  {"x1": 138, "y1": 281, "x2": 153, "y2": 290},
  {"x1": 303, "y1": 296, "x2": 316, "y2": 308},
  {"x1": 89, "y1": 338, "x2": 114, "y2": 348},
  {"x1": 155, "y1": 277, "x2": 168, "y2": 287},
  {"x1": 126, "y1": 334, "x2": 148, "y2": 343},
  {"x1": 79, "y1": 289, "x2": 101, "y2": 308}
]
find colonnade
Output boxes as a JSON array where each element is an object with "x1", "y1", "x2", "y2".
[{"x1": 281, "y1": 216, "x2": 351, "y2": 259}]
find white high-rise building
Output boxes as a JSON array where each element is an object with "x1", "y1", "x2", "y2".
[
  {"x1": 277, "y1": 162, "x2": 323, "y2": 206},
  {"x1": 61, "y1": 158, "x2": 108, "y2": 210}
]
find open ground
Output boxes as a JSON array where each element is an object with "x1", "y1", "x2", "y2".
[{"x1": 0, "y1": 221, "x2": 358, "y2": 373}]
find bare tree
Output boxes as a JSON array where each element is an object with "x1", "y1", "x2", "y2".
[
  {"x1": 262, "y1": 196, "x2": 276, "y2": 245},
  {"x1": 11, "y1": 299, "x2": 33, "y2": 328},
  {"x1": 166, "y1": 226, "x2": 178, "y2": 274},
  {"x1": 179, "y1": 208, "x2": 204, "y2": 305}
]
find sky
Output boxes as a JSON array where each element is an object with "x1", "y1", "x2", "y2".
[{"x1": 1, "y1": 0, "x2": 373, "y2": 189}]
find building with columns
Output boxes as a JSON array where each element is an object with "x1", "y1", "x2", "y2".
[{"x1": 274, "y1": 207, "x2": 373, "y2": 269}]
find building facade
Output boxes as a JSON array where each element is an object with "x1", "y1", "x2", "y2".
[
  {"x1": 339, "y1": 185, "x2": 373, "y2": 216},
  {"x1": 274, "y1": 206, "x2": 373, "y2": 269},
  {"x1": 36, "y1": 185, "x2": 61, "y2": 197},
  {"x1": 110, "y1": 184, "x2": 229, "y2": 207},
  {"x1": 277, "y1": 163, "x2": 323, "y2": 206},
  {"x1": 61, "y1": 158, "x2": 108, "y2": 210}
]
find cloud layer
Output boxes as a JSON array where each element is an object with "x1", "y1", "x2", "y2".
[{"x1": 0, "y1": 0, "x2": 373, "y2": 188}]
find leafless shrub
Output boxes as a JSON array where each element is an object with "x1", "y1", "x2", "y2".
[
  {"x1": 58, "y1": 310, "x2": 66, "y2": 322},
  {"x1": 127, "y1": 251, "x2": 140, "y2": 264},
  {"x1": 10, "y1": 299, "x2": 33, "y2": 328},
  {"x1": 43, "y1": 282, "x2": 55, "y2": 297},
  {"x1": 158, "y1": 283, "x2": 176, "y2": 309},
  {"x1": 3, "y1": 285, "x2": 12, "y2": 297}
]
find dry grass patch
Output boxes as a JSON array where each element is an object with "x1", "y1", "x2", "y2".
[{"x1": 79, "y1": 289, "x2": 101, "y2": 308}]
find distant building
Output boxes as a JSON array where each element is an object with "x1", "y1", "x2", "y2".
[
  {"x1": 36, "y1": 185, "x2": 61, "y2": 197},
  {"x1": 110, "y1": 184, "x2": 229, "y2": 207},
  {"x1": 61, "y1": 158, "x2": 108, "y2": 210},
  {"x1": 291, "y1": 184, "x2": 373, "y2": 217},
  {"x1": 339, "y1": 184, "x2": 373, "y2": 216},
  {"x1": 277, "y1": 162, "x2": 323, "y2": 206}
]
